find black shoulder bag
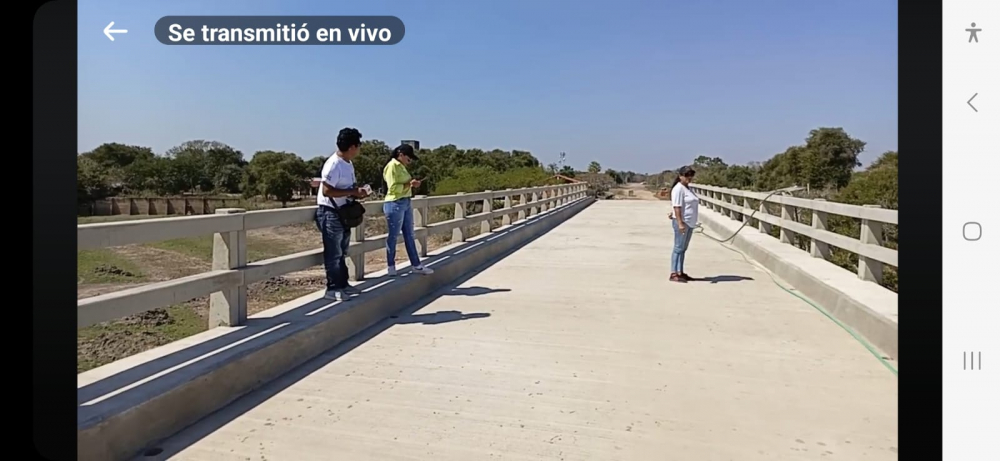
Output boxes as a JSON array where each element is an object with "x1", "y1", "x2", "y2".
[{"x1": 332, "y1": 198, "x2": 366, "y2": 228}]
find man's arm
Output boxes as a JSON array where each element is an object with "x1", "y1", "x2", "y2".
[{"x1": 322, "y1": 182, "x2": 361, "y2": 199}]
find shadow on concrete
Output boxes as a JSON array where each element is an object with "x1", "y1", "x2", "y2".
[
  {"x1": 391, "y1": 310, "x2": 491, "y2": 325},
  {"x1": 77, "y1": 223, "x2": 538, "y2": 407},
  {"x1": 138, "y1": 245, "x2": 541, "y2": 458},
  {"x1": 693, "y1": 275, "x2": 754, "y2": 283},
  {"x1": 76, "y1": 200, "x2": 593, "y2": 459},
  {"x1": 443, "y1": 286, "x2": 512, "y2": 296}
]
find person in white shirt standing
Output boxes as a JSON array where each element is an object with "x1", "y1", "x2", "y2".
[
  {"x1": 315, "y1": 128, "x2": 370, "y2": 301},
  {"x1": 669, "y1": 166, "x2": 699, "y2": 283}
]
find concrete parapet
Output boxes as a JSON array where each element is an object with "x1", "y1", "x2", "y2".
[{"x1": 76, "y1": 196, "x2": 595, "y2": 461}]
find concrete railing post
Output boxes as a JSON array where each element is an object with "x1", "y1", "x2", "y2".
[
  {"x1": 530, "y1": 191, "x2": 539, "y2": 216},
  {"x1": 453, "y1": 192, "x2": 467, "y2": 243},
  {"x1": 481, "y1": 191, "x2": 494, "y2": 234},
  {"x1": 810, "y1": 199, "x2": 831, "y2": 259},
  {"x1": 758, "y1": 201, "x2": 772, "y2": 234},
  {"x1": 209, "y1": 208, "x2": 247, "y2": 328},
  {"x1": 858, "y1": 204, "x2": 884, "y2": 283},
  {"x1": 722, "y1": 193, "x2": 733, "y2": 218},
  {"x1": 779, "y1": 202, "x2": 795, "y2": 244},
  {"x1": 347, "y1": 218, "x2": 366, "y2": 281},
  {"x1": 518, "y1": 193, "x2": 527, "y2": 221},
  {"x1": 742, "y1": 197, "x2": 751, "y2": 224},
  {"x1": 502, "y1": 189, "x2": 513, "y2": 226},
  {"x1": 413, "y1": 195, "x2": 429, "y2": 257}
]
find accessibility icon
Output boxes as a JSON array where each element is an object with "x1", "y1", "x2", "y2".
[{"x1": 966, "y1": 22, "x2": 981, "y2": 43}]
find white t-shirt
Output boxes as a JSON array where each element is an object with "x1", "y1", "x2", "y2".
[
  {"x1": 671, "y1": 183, "x2": 699, "y2": 226},
  {"x1": 317, "y1": 154, "x2": 357, "y2": 208}
]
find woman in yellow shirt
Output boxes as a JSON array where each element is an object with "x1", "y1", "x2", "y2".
[{"x1": 382, "y1": 144, "x2": 434, "y2": 276}]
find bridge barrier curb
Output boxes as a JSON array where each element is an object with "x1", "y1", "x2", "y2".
[
  {"x1": 696, "y1": 208, "x2": 899, "y2": 361},
  {"x1": 77, "y1": 196, "x2": 595, "y2": 461}
]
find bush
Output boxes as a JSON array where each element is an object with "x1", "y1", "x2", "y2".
[{"x1": 432, "y1": 166, "x2": 554, "y2": 196}]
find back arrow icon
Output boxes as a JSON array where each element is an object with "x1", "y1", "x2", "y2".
[
  {"x1": 968, "y1": 93, "x2": 978, "y2": 112},
  {"x1": 104, "y1": 21, "x2": 127, "y2": 41}
]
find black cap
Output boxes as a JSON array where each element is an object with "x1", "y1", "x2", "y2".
[{"x1": 394, "y1": 144, "x2": 418, "y2": 160}]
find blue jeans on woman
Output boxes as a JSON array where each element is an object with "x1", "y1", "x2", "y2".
[
  {"x1": 671, "y1": 218, "x2": 694, "y2": 273},
  {"x1": 383, "y1": 197, "x2": 421, "y2": 269}
]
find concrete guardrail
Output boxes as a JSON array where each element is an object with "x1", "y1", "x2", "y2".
[
  {"x1": 77, "y1": 184, "x2": 589, "y2": 329},
  {"x1": 690, "y1": 184, "x2": 897, "y2": 285}
]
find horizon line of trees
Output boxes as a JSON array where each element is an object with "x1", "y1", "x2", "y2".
[{"x1": 78, "y1": 140, "x2": 646, "y2": 207}]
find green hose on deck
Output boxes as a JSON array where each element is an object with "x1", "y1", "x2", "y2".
[{"x1": 691, "y1": 224, "x2": 899, "y2": 377}]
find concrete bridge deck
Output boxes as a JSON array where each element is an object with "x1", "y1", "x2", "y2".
[{"x1": 143, "y1": 200, "x2": 898, "y2": 460}]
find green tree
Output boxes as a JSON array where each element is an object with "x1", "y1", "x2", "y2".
[
  {"x1": 355, "y1": 140, "x2": 392, "y2": 191},
  {"x1": 559, "y1": 166, "x2": 576, "y2": 178},
  {"x1": 724, "y1": 164, "x2": 757, "y2": 189},
  {"x1": 691, "y1": 155, "x2": 730, "y2": 186},
  {"x1": 244, "y1": 151, "x2": 310, "y2": 206},
  {"x1": 835, "y1": 151, "x2": 898, "y2": 210},
  {"x1": 213, "y1": 164, "x2": 245, "y2": 193},
  {"x1": 79, "y1": 143, "x2": 157, "y2": 193},
  {"x1": 80, "y1": 143, "x2": 156, "y2": 170},
  {"x1": 588, "y1": 161, "x2": 602, "y2": 173},
  {"x1": 165, "y1": 140, "x2": 244, "y2": 193},
  {"x1": 120, "y1": 156, "x2": 173, "y2": 195},
  {"x1": 77, "y1": 155, "x2": 114, "y2": 204},
  {"x1": 306, "y1": 156, "x2": 327, "y2": 177},
  {"x1": 801, "y1": 127, "x2": 865, "y2": 189},
  {"x1": 432, "y1": 166, "x2": 552, "y2": 196}
]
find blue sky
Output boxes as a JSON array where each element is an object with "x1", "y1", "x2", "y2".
[{"x1": 78, "y1": 0, "x2": 898, "y2": 173}]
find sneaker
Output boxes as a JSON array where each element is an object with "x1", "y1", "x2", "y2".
[
  {"x1": 669, "y1": 273, "x2": 687, "y2": 283},
  {"x1": 387, "y1": 266, "x2": 397, "y2": 276},
  {"x1": 324, "y1": 289, "x2": 346, "y2": 301},
  {"x1": 343, "y1": 285, "x2": 362, "y2": 296},
  {"x1": 412, "y1": 266, "x2": 434, "y2": 275}
]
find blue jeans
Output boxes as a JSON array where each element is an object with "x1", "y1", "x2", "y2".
[
  {"x1": 671, "y1": 219, "x2": 694, "y2": 273},
  {"x1": 383, "y1": 198, "x2": 421, "y2": 268},
  {"x1": 315, "y1": 206, "x2": 351, "y2": 290}
]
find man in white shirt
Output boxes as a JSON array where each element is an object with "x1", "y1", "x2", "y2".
[{"x1": 315, "y1": 127, "x2": 370, "y2": 301}]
